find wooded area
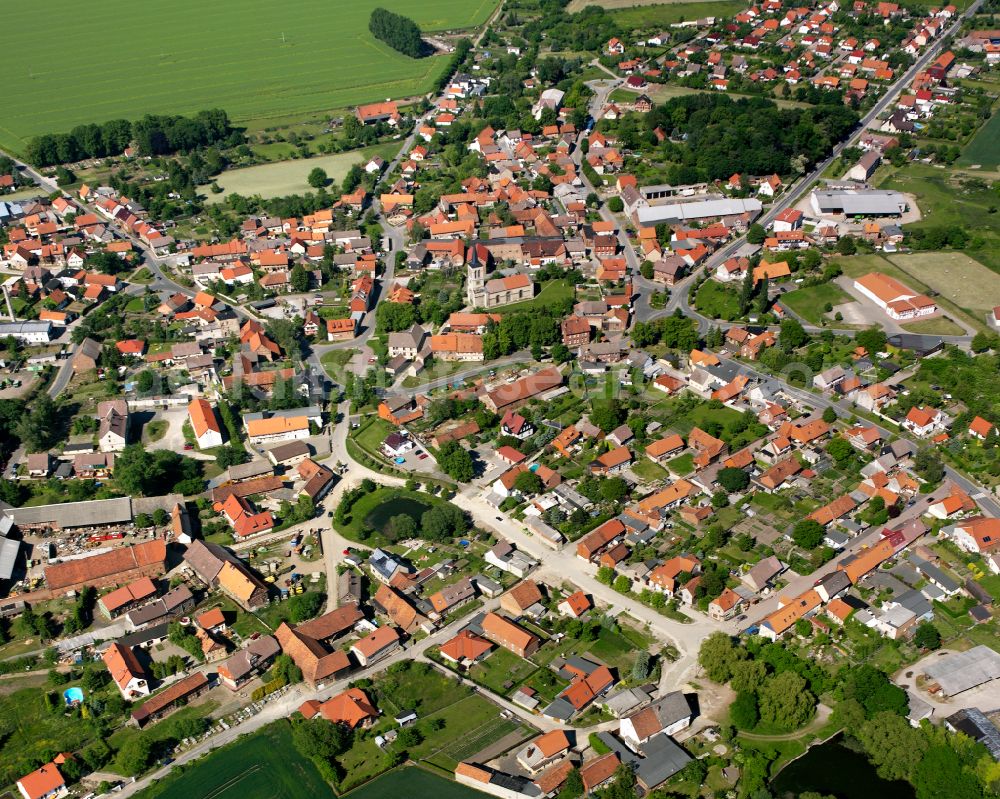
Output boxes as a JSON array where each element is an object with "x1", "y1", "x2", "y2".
[{"x1": 369, "y1": 8, "x2": 427, "y2": 58}]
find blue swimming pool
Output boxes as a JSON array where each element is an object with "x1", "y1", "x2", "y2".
[{"x1": 63, "y1": 686, "x2": 84, "y2": 705}]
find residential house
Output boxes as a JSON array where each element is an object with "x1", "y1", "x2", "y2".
[
  {"x1": 480, "y1": 612, "x2": 539, "y2": 657},
  {"x1": 620, "y1": 691, "x2": 693, "y2": 751}
]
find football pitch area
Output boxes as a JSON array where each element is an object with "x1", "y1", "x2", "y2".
[
  {"x1": 136, "y1": 722, "x2": 335, "y2": 799},
  {"x1": 0, "y1": 0, "x2": 498, "y2": 155}
]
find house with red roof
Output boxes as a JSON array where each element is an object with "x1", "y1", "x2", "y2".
[
  {"x1": 969, "y1": 416, "x2": 994, "y2": 440},
  {"x1": 115, "y1": 339, "x2": 146, "y2": 358},
  {"x1": 16, "y1": 763, "x2": 66, "y2": 799},
  {"x1": 558, "y1": 590, "x2": 591, "y2": 618},
  {"x1": 902, "y1": 406, "x2": 948, "y2": 437}
]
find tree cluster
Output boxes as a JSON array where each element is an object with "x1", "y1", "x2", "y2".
[
  {"x1": 437, "y1": 441, "x2": 474, "y2": 482},
  {"x1": 645, "y1": 93, "x2": 858, "y2": 180},
  {"x1": 115, "y1": 445, "x2": 204, "y2": 496},
  {"x1": 369, "y1": 8, "x2": 426, "y2": 58},
  {"x1": 26, "y1": 109, "x2": 240, "y2": 166}
]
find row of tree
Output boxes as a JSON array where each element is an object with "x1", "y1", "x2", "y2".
[{"x1": 26, "y1": 109, "x2": 241, "y2": 166}]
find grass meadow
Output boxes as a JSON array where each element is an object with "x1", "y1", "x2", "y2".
[
  {"x1": 0, "y1": 0, "x2": 499, "y2": 154},
  {"x1": 205, "y1": 143, "x2": 398, "y2": 201}
]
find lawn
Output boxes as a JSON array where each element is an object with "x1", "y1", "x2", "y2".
[
  {"x1": 0, "y1": 683, "x2": 103, "y2": 789},
  {"x1": 352, "y1": 417, "x2": 396, "y2": 459},
  {"x1": 0, "y1": 0, "x2": 499, "y2": 155},
  {"x1": 629, "y1": 457, "x2": 669, "y2": 482},
  {"x1": 781, "y1": 282, "x2": 851, "y2": 325},
  {"x1": 684, "y1": 402, "x2": 742, "y2": 431},
  {"x1": 337, "y1": 663, "x2": 529, "y2": 790},
  {"x1": 667, "y1": 453, "x2": 696, "y2": 476},
  {"x1": 587, "y1": 625, "x2": 650, "y2": 671},
  {"x1": 900, "y1": 317, "x2": 967, "y2": 335},
  {"x1": 878, "y1": 163, "x2": 1000, "y2": 248},
  {"x1": 134, "y1": 721, "x2": 333, "y2": 799},
  {"x1": 498, "y1": 279, "x2": 576, "y2": 312},
  {"x1": 144, "y1": 419, "x2": 169, "y2": 442},
  {"x1": 959, "y1": 107, "x2": 1000, "y2": 168},
  {"x1": 468, "y1": 647, "x2": 540, "y2": 695},
  {"x1": 206, "y1": 144, "x2": 398, "y2": 202},
  {"x1": 695, "y1": 280, "x2": 742, "y2": 321},
  {"x1": 320, "y1": 347, "x2": 357, "y2": 378}
]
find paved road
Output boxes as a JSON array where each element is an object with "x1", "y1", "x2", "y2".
[{"x1": 393, "y1": 351, "x2": 528, "y2": 394}]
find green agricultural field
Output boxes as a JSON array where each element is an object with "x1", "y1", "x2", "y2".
[
  {"x1": 206, "y1": 144, "x2": 399, "y2": 202},
  {"x1": 0, "y1": 0, "x2": 499, "y2": 155},
  {"x1": 958, "y1": 108, "x2": 1000, "y2": 168},
  {"x1": 134, "y1": 721, "x2": 334, "y2": 799},
  {"x1": 570, "y1": 0, "x2": 745, "y2": 25},
  {"x1": 889, "y1": 251, "x2": 1000, "y2": 320},
  {"x1": 347, "y1": 767, "x2": 490, "y2": 799}
]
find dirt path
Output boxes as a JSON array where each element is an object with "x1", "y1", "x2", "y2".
[{"x1": 739, "y1": 703, "x2": 832, "y2": 741}]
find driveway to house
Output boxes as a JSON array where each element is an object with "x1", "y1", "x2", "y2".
[{"x1": 143, "y1": 407, "x2": 198, "y2": 455}]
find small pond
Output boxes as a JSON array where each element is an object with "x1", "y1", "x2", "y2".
[
  {"x1": 364, "y1": 496, "x2": 432, "y2": 532},
  {"x1": 771, "y1": 734, "x2": 915, "y2": 799}
]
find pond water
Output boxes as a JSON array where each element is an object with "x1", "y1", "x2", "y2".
[
  {"x1": 364, "y1": 496, "x2": 432, "y2": 532},
  {"x1": 771, "y1": 734, "x2": 916, "y2": 799}
]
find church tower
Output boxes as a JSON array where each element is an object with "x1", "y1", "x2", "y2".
[{"x1": 466, "y1": 243, "x2": 487, "y2": 307}]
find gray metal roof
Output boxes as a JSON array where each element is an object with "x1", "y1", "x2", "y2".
[
  {"x1": 0, "y1": 321, "x2": 53, "y2": 335},
  {"x1": 811, "y1": 189, "x2": 908, "y2": 215},
  {"x1": 947, "y1": 708, "x2": 1000, "y2": 759},
  {"x1": 3, "y1": 497, "x2": 132, "y2": 528},
  {"x1": 0, "y1": 537, "x2": 20, "y2": 580},
  {"x1": 636, "y1": 734, "x2": 692, "y2": 788},
  {"x1": 923, "y1": 645, "x2": 1000, "y2": 697},
  {"x1": 227, "y1": 460, "x2": 274, "y2": 482},
  {"x1": 637, "y1": 197, "x2": 762, "y2": 225}
]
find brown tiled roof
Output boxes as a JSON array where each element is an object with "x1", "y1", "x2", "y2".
[
  {"x1": 534, "y1": 760, "x2": 575, "y2": 795},
  {"x1": 505, "y1": 580, "x2": 543, "y2": 612},
  {"x1": 131, "y1": 672, "x2": 208, "y2": 725},
  {"x1": 374, "y1": 584, "x2": 421, "y2": 631},
  {"x1": 481, "y1": 612, "x2": 538, "y2": 654},
  {"x1": 439, "y1": 630, "x2": 493, "y2": 661},
  {"x1": 102, "y1": 642, "x2": 146, "y2": 691},
  {"x1": 275, "y1": 622, "x2": 351, "y2": 684},
  {"x1": 46, "y1": 540, "x2": 166, "y2": 590},
  {"x1": 295, "y1": 604, "x2": 363, "y2": 640},
  {"x1": 580, "y1": 753, "x2": 620, "y2": 792}
]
